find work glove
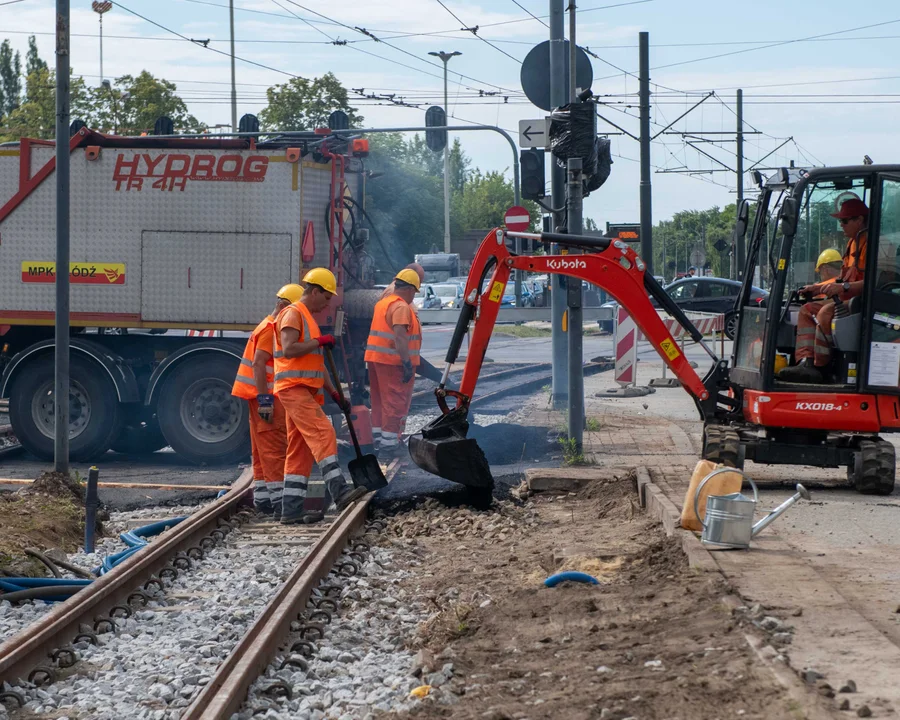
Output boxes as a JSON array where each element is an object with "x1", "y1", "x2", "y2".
[
  {"x1": 316, "y1": 334, "x2": 335, "y2": 349},
  {"x1": 330, "y1": 389, "x2": 350, "y2": 413},
  {"x1": 256, "y1": 393, "x2": 275, "y2": 423},
  {"x1": 401, "y1": 360, "x2": 414, "y2": 384}
]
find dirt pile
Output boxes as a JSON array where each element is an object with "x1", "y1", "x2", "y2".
[
  {"x1": 385, "y1": 474, "x2": 827, "y2": 719},
  {"x1": 0, "y1": 472, "x2": 88, "y2": 576}
]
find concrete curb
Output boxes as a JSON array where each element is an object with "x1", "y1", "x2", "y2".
[{"x1": 635, "y1": 467, "x2": 719, "y2": 573}]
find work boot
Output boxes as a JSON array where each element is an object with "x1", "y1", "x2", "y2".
[
  {"x1": 268, "y1": 481, "x2": 284, "y2": 521},
  {"x1": 777, "y1": 358, "x2": 824, "y2": 383},
  {"x1": 281, "y1": 510, "x2": 325, "y2": 525},
  {"x1": 335, "y1": 486, "x2": 367, "y2": 511}
]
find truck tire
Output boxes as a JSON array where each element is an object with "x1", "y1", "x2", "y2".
[
  {"x1": 156, "y1": 355, "x2": 250, "y2": 465},
  {"x1": 702, "y1": 424, "x2": 744, "y2": 469},
  {"x1": 110, "y1": 414, "x2": 168, "y2": 456},
  {"x1": 849, "y1": 439, "x2": 896, "y2": 495},
  {"x1": 8, "y1": 354, "x2": 121, "y2": 462}
]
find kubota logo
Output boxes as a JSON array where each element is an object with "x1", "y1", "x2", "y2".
[
  {"x1": 546, "y1": 258, "x2": 587, "y2": 270},
  {"x1": 795, "y1": 402, "x2": 843, "y2": 411}
]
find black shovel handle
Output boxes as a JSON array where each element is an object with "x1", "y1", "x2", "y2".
[{"x1": 323, "y1": 347, "x2": 364, "y2": 461}]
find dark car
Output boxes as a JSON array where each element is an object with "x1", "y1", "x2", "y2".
[{"x1": 598, "y1": 276, "x2": 767, "y2": 340}]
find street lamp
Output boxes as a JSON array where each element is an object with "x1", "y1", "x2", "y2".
[{"x1": 428, "y1": 50, "x2": 461, "y2": 255}]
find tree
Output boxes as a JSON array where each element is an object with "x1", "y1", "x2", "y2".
[
  {"x1": 452, "y1": 169, "x2": 540, "y2": 233},
  {"x1": 584, "y1": 217, "x2": 600, "y2": 232},
  {"x1": 4, "y1": 67, "x2": 91, "y2": 139},
  {"x1": 0, "y1": 40, "x2": 22, "y2": 118},
  {"x1": 93, "y1": 71, "x2": 203, "y2": 134},
  {"x1": 259, "y1": 72, "x2": 362, "y2": 131},
  {"x1": 25, "y1": 36, "x2": 46, "y2": 77}
]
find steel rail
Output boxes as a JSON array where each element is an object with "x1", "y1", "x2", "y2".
[
  {"x1": 182, "y1": 460, "x2": 399, "y2": 719},
  {"x1": 0, "y1": 469, "x2": 253, "y2": 686}
]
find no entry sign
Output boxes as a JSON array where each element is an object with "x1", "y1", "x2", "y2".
[{"x1": 504, "y1": 205, "x2": 531, "y2": 232}]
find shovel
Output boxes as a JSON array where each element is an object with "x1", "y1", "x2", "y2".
[{"x1": 323, "y1": 348, "x2": 388, "y2": 491}]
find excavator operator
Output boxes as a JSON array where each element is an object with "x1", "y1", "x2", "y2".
[
  {"x1": 272, "y1": 268, "x2": 367, "y2": 524},
  {"x1": 231, "y1": 283, "x2": 303, "y2": 517},
  {"x1": 778, "y1": 198, "x2": 868, "y2": 383}
]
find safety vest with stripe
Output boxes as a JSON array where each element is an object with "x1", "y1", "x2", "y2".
[
  {"x1": 231, "y1": 314, "x2": 274, "y2": 400},
  {"x1": 364, "y1": 295, "x2": 422, "y2": 367},
  {"x1": 271, "y1": 302, "x2": 326, "y2": 404}
]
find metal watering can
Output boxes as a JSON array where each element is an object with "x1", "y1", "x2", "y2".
[{"x1": 693, "y1": 468, "x2": 810, "y2": 550}]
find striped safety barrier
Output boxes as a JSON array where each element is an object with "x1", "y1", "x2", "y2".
[{"x1": 185, "y1": 330, "x2": 221, "y2": 338}]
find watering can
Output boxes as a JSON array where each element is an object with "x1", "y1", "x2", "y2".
[{"x1": 693, "y1": 468, "x2": 810, "y2": 550}]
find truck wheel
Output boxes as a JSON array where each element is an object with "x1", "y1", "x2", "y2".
[
  {"x1": 849, "y1": 439, "x2": 895, "y2": 495},
  {"x1": 9, "y1": 354, "x2": 121, "y2": 462},
  {"x1": 110, "y1": 414, "x2": 168, "y2": 455},
  {"x1": 157, "y1": 355, "x2": 250, "y2": 465},
  {"x1": 703, "y1": 425, "x2": 743, "y2": 469}
]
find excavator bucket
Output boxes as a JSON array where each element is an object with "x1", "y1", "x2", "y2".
[{"x1": 408, "y1": 409, "x2": 494, "y2": 489}]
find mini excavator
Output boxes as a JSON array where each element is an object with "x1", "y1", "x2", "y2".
[{"x1": 410, "y1": 165, "x2": 900, "y2": 501}]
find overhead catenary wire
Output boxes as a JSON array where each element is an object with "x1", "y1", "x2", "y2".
[{"x1": 432, "y1": 0, "x2": 523, "y2": 64}]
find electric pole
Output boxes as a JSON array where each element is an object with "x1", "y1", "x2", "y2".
[
  {"x1": 549, "y1": 0, "x2": 568, "y2": 409},
  {"x1": 429, "y1": 50, "x2": 462, "y2": 254},
  {"x1": 229, "y1": 0, "x2": 237, "y2": 132},
  {"x1": 736, "y1": 88, "x2": 744, "y2": 278},
  {"x1": 55, "y1": 0, "x2": 71, "y2": 473},
  {"x1": 639, "y1": 31, "x2": 653, "y2": 275}
]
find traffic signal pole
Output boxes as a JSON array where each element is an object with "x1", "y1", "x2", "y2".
[
  {"x1": 549, "y1": 0, "x2": 568, "y2": 410},
  {"x1": 639, "y1": 31, "x2": 654, "y2": 276}
]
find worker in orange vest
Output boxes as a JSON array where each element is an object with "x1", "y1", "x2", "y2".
[
  {"x1": 273, "y1": 268, "x2": 367, "y2": 524},
  {"x1": 365, "y1": 268, "x2": 423, "y2": 453},
  {"x1": 231, "y1": 283, "x2": 303, "y2": 516}
]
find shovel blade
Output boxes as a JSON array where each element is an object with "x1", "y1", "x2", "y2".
[
  {"x1": 348, "y1": 453, "x2": 388, "y2": 491},
  {"x1": 409, "y1": 427, "x2": 493, "y2": 489}
]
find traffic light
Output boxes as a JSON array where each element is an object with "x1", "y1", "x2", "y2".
[
  {"x1": 520, "y1": 149, "x2": 545, "y2": 200},
  {"x1": 425, "y1": 106, "x2": 447, "y2": 152}
]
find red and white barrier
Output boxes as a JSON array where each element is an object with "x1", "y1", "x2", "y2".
[{"x1": 185, "y1": 329, "x2": 221, "y2": 337}]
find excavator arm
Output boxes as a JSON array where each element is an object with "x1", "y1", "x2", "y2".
[{"x1": 408, "y1": 227, "x2": 725, "y2": 491}]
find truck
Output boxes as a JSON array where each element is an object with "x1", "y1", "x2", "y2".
[
  {"x1": 0, "y1": 118, "x2": 376, "y2": 465},
  {"x1": 414, "y1": 253, "x2": 460, "y2": 283}
]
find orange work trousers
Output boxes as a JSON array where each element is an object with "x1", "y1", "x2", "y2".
[
  {"x1": 279, "y1": 385, "x2": 350, "y2": 515},
  {"x1": 369, "y1": 362, "x2": 414, "y2": 448},
  {"x1": 248, "y1": 397, "x2": 287, "y2": 509}
]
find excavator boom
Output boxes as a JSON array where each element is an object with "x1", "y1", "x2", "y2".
[{"x1": 408, "y1": 227, "x2": 721, "y2": 491}]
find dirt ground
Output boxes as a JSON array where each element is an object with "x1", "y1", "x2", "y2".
[
  {"x1": 0, "y1": 472, "x2": 91, "y2": 576},
  {"x1": 379, "y1": 474, "x2": 828, "y2": 720}
]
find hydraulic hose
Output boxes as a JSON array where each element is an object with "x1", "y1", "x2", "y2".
[{"x1": 0, "y1": 517, "x2": 186, "y2": 603}]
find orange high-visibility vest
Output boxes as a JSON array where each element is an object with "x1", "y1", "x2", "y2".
[
  {"x1": 842, "y1": 230, "x2": 867, "y2": 283},
  {"x1": 364, "y1": 295, "x2": 422, "y2": 367},
  {"x1": 271, "y1": 301, "x2": 325, "y2": 403},
  {"x1": 232, "y1": 315, "x2": 275, "y2": 400}
]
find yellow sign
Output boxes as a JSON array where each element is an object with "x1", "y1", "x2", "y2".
[
  {"x1": 777, "y1": 258, "x2": 786, "y2": 270},
  {"x1": 659, "y1": 338, "x2": 681, "y2": 360},
  {"x1": 22, "y1": 261, "x2": 126, "y2": 285},
  {"x1": 488, "y1": 281, "x2": 504, "y2": 302}
]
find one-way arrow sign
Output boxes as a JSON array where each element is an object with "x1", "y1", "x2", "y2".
[{"x1": 518, "y1": 117, "x2": 550, "y2": 148}]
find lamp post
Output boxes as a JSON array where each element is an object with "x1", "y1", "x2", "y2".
[
  {"x1": 428, "y1": 50, "x2": 461, "y2": 255},
  {"x1": 91, "y1": 1, "x2": 111, "y2": 82}
]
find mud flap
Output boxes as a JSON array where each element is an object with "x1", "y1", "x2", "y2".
[{"x1": 408, "y1": 409, "x2": 494, "y2": 489}]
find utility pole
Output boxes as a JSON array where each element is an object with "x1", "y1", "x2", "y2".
[
  {"x1": 566, "y1": 2, "x2": 583, "y2": 450},
  {"x1": 429, "y1": 51, "x2": 462, "y2": 254},
  {"x1": 638, "y1": 31, "x2": 653, "y2": 275},
  {"x1": 55, "y1": 0, "x2": 71, "y2": 474},
  {"x1": 229, "y1": 0, "x2": 237, "y2": 132},
  {"x1": 735, "y1": 88, "x2": 744, "y2": 278},
  {"x1": 549, "y1": 0, "x2": 568, "y2": 409}
]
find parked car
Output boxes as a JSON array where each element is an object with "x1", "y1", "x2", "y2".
[
  {"x1": 413, "y1": 284, "x2": 443, "y2": 310},
  {"x1": 431, "y1": 282, "x2": 464, "y2": 308},
  {"x1": 597, "y1": 276, "x2": 767, "y2": 340}
]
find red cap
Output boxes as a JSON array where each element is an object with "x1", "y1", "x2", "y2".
[{"x1": 831, "y1": 198, "x2": 869, "y2": 219}]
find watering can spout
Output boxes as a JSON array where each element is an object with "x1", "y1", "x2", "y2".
[{"x1": 751, "y1": 484, "x2": 810, "y2": 537}]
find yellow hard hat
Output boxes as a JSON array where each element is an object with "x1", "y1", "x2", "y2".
[
  {"x1": 276, "y1": 283, "x2": 304, "y2": 304},
  {"x1": 816, "y1": 248, "x2": 842, "y2": 270},
  {"x1": 394, "y1": 268, "x2": 421, "y2": 291},
  {"x1": 302, "y1": 268, "x2": 337, "y2": 295}
]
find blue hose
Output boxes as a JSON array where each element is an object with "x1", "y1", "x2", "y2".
[
  {"x1": 1, "y1": 516, "x2": 187, "y2": 602},
  {"x1": 544, "y1": 571, "x2": 601, "y2": 587}
]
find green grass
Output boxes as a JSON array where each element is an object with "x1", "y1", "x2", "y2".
[
  {"x1": 494, "y1": 324, "x2": 552, "y2": 338},
  {"x1": 585, "y1": 417, "x2": 601, "y2": 432},
  {"x1": 558, "y1": 436, "x2": 594, "y2": 466}
]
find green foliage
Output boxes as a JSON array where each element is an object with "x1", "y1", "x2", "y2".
[
  {"x1": 584, "y1": 217, "x2": 600, "y2": 232},
  {"x1": 94, "y1": 72, "x2": 203, "y2": 135},
  {"x1": 654, "y1": 204, "x2": 738, "y2": 280},
  {"x1": 452, "y1": 169, "x2": 540, "y2": 233},
  {"x1": 3, "y1": 67, "x2": 92, "y2": 140},
  {"x1": 558, "y1": 435, "x2": 591, "y2": 466},
  {"x1": 259, "y1": 72, "x2": 362, "y2": 131},
  {"x1": 0, "y1": 39, "x2": 22, "y2": 118},
  {"x1": 25, "y1": 36, "x2": 46, "y2": 77}
]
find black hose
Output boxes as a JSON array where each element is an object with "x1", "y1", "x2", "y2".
[
  {"x1": 25, "y1": 548, "x2": 61, "y2": 578},
  {"x1": 0, "y1": 586, "x2": 78, "y2": 603},
  {"x1": 343, "y1": 197, "x2": 402, "y2": 274},
  {"x1": 45, "y1": 553, "x2": 95, "y2": 580}
]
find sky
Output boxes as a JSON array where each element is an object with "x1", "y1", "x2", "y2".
[{"x1": 2, "y1": 0, "x2": 900, "y2": 227}]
